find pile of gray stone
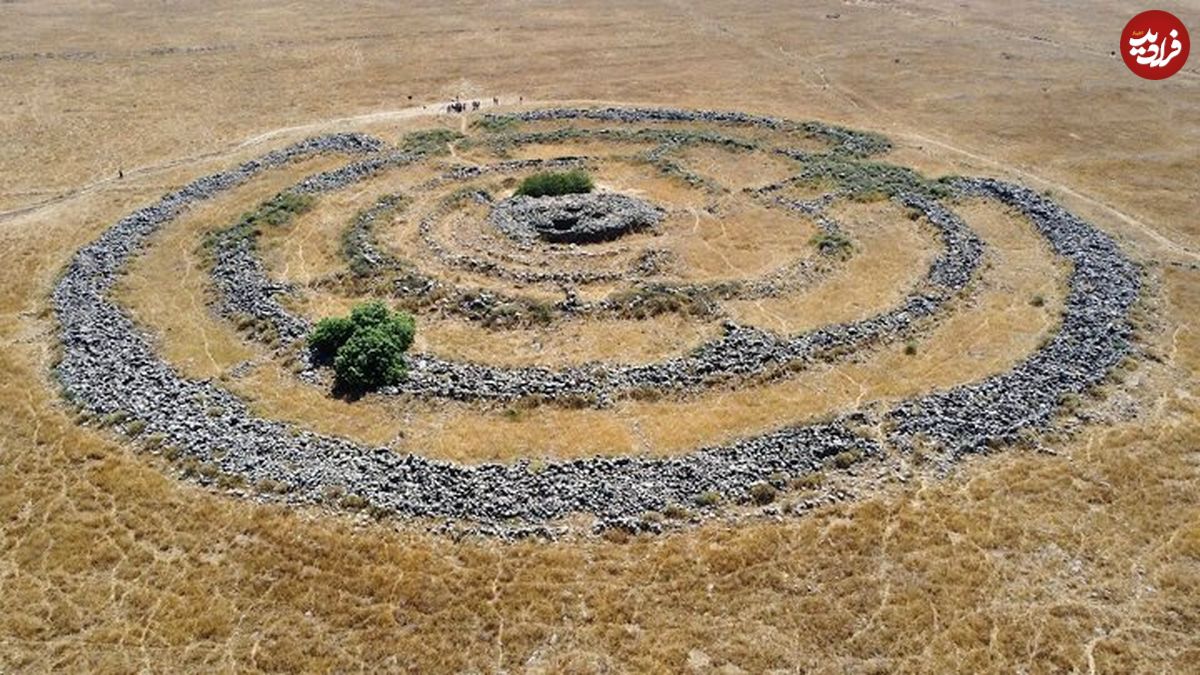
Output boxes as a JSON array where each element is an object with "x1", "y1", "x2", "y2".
[
  {"x1": 498, "y1": 107, "x2": 892, "y2": 157},
  {"x1": 489, "y1": 192, "x2": 664, "y2": 244},
  {"x1": 210, "y1": 230, "x2": 311, "y2": 344},
  {"x1": 269, "y1": 191, "x2": 981, "y2": 405},
  {"x1": 342, "y1": 156, "x2": 839, "y2": 315},
  {"x1": 887, "y1": 179, "x2": 1140, "y2": 454}
]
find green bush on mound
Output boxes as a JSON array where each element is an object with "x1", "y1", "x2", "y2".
[
  {"x1": 515, "y1": 169, "x2": 594, "y2": 198},
  {"x1": 308, "y1": 301, "x2": 416, "y2": 391}
]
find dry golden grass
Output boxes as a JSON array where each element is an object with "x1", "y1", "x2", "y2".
[
  {"x1": 672, "y1": 144, "x2": 800, "y2": 190},
  {"x1": 724, "y1": 199, "x2": 935, "y2": 330},
  {"x1": 258, "y1": 162, "x2": 444, "y2": 285},
  {"x1": 666, "y1": 200, "x2": 820, "y2": 281},
  {"x1": 2, "y1": 0, "x2": 1198, "y2": 671},
  {"x1": 413, "y1": 315, "x2": 721, "y2": 367}
]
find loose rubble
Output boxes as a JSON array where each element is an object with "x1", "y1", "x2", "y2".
[
  {"x1": 887, "y1": 179, "x2": 1140, "y2": 454},
  {"x1": 212, "y1": 184, "x2": 982, "y2": 405}
]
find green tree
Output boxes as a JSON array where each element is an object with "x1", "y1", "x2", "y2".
[
  {"x1": 332, "y1": 326, "x2": 409, "y2": 390},
  {"x1": 308, "y1": 316, "x2": 354, "y2": 361},
  {"x1": 307, "y1": 300, "x2": 416, "y2": 391}
]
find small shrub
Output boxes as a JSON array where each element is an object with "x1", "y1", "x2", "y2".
[
  {"x1": 124, "y1": 419, "x2": 146, "y2": 437},
  {"x1": 640, "y1": 511, "x2": 665, "y2": 526},
  {"x1": 401, "y1": 128, "x2": 463, "y2": 155},
  {"x1": 662, "y1": 504, "x2": 692, "y2": 520},
  {"x1": 610, "y1": 285, "x2": 715, "y2": 320},
  {"x1": 831, "y1": 449, "x2": 865, "y2": 469},
  {"x1": 695, "y1": 490, "x2": 722, "y2": 507},
  {"x1": 256, "y1": 192, "x2": 314, "y2": 226},
  {"x1": 515, "y1": 169, "x2": 594, "y2": 197},
  {"x1": 810, "y1": 231, "x2": 853, "y2": 258},
  {"x1": 333, "y1": 326, "x2": 409, "y2": 391},
  {"x1": 1059, "y1": 392, "x2": 1084, "y2": 414},
  {"x1": 211, "y1": 193, "x2": 314, "y2": 250},
  {"x1": 308, "y1": 316, "x2": 355, "y2": 362},
  {"x1": 789, "y1": 472, "x2": 825, "y2": 490},
  {"x1": 904, "y1": 340, "x2": 918, "y2": 356},
  {"x1": 256, "y1": 478, "x2": 287, "y2": 494},
  {"x1": 630, "y1": 386, "x2": 663, "y2": 403},
  {"x1": 1030, "y1": 294, "x2": 1046, "y2": 307},
  {"x1": 473, "y1": 116, "x2": 520, "y2": 133},
  {"x1": 749, "y1": 482, "x2": 777, "y2": 505}
]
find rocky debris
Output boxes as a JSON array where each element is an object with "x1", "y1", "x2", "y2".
[
  {"x1": 343, "y1": 193, "x2": 407, "y2": 275},
  {"x1": 489, "y1": 192, "x2": 664, "y2": 245},
  {"x1": 496, "y1": 106, "x2": 892, "y2": 157},
  {"x1": 331, "y1": 154, "x2": 844, "y2": 322},
  {"x1": 887, "y1": 179, "x2": 1140, "y2": 454},
  {"x1": 50, "y1": 109, "x2": 1139, "y2": 534},
  {"x1": 211, "y1": 232, "x2": 310, "y2": 344},
  {"x1": 292, "y1": 149, "x2": 416, "y2": 194}
]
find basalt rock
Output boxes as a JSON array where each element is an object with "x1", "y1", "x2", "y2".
[{"x1": 490, "y1": 192, "x2": 664, "y2": 245}]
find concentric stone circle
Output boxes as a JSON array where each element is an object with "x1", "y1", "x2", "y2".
[{"x1": 51, "y1": 107, "x2": 1140, "y2": 536}]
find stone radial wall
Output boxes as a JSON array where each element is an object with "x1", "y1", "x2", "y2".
[{"x1": 51, "y1": 107, "x2": 1140, "y2": 536}]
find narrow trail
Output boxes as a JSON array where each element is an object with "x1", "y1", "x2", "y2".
[
  {"x1": 895, "y1": 130, "x2": 1200, "y2": 263},
  {"x1": 688, "y1": 206, "x2": 746, "y2": 279},
  {"x1": 0, "y1": 99, "x2": 544, "y2": 226}
]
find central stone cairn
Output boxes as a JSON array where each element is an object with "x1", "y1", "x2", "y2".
[{"x1": 489, "y1": 192, "x2": 664, "y2": 245}]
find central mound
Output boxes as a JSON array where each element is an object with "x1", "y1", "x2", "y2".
[{"x1": 489, "y1": 192, "x2": 664, "y2": 244}]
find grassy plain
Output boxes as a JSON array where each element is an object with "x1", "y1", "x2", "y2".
[{"x1": 1, "y1": 0, "x2": 1198, "y2": 671}]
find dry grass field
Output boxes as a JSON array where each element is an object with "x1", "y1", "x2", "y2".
[{"x1": 2, "y1": 0, "x2": 1199, "y2": 672}]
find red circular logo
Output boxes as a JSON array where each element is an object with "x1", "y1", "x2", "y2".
[{"x1": 1122, "y1": 10, "x2": 1189, "y2": 80}]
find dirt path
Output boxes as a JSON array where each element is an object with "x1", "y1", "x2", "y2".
[
  {"x1": 0, "y1": 99, "x2": 542, "y2": 225},
  {"x1": 894, "y1": 130, "x2": 1200, "y2": 263}
]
